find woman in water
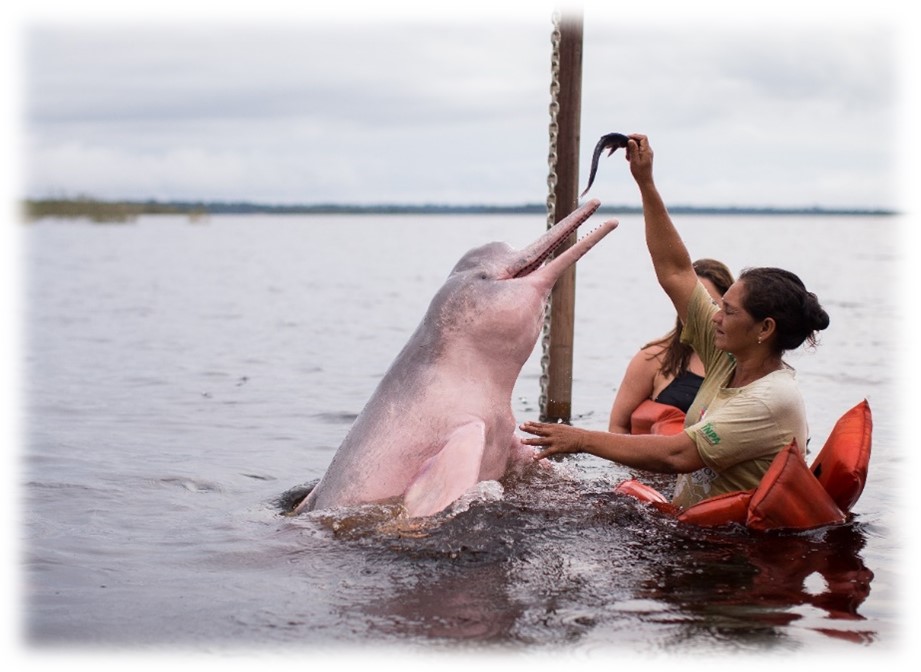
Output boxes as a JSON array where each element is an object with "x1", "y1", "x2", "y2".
[{"x1": 521, "y1": 134, "x2": 830, "y2": 509}]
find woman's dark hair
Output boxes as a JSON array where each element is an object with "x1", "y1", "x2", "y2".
[
  {"x1": 645, "y1": 258, "x2": 735, "y2": 377},
  {"x1": 737, "y1": 267, "x2": 830, "y2": 352}
]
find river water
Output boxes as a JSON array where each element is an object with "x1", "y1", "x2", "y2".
[{"x1": 17, "y1": 210, "x2": 910, "y2": 666}]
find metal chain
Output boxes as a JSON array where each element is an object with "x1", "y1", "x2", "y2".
[{"x1": 539, "y1": 11, "x2": 562, "y2": 419}]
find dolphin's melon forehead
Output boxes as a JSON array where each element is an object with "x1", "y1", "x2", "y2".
[{"x1": 451, "y1": 241, "x2": 514, "y2": 273}]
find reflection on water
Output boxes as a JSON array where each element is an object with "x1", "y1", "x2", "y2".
[{"x1": 639, "y1": 519, "x2": 875, "y2": 645}]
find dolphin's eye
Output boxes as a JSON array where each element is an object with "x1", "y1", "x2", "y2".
[{"x1": 479, "y1": 272, "x2": 488, "y2": 280}]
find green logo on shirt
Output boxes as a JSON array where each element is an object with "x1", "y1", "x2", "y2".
[{"x1": 701, "y1": 423, "x2": 721, "y2": 446}]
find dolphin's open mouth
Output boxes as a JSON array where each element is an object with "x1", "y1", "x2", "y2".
[
  {"x1": 509, "y1": 199, "x2": 609, "y2": 279},
  {"x1": 511, "y1": 234, "x2": 573, "y2": 278}
]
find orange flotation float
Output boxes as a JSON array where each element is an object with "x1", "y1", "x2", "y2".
[
  {"x1": 629, "y1": 399, "x2": 687, "y2": 436},
  {"x1": 615, "y1": 399, "x2": 872, "y2": 532}
]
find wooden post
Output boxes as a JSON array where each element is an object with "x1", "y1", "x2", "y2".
[{"x1": 543, "y1": 12, "x2": 583, "y2": 424}]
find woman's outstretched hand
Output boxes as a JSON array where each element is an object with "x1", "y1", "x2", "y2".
[{"x1": 519, "y1": 421, "x2": 588, "y2": 461}]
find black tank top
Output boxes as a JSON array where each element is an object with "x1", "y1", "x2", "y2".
[{"x1": 654, "y1": 371, "x2": 704, "y2": 413}]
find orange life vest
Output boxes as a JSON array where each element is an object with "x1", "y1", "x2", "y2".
[{"x1": 614, "y1": 399, "x2": 872, "y2": 532}]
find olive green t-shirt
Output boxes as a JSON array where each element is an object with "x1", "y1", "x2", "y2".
[{"x1": 672, "y1": 282, "x2": 809, "y2": 509}]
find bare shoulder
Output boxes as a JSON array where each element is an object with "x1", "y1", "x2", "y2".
[
  {"x1": 638, "y1": 341, "x2": 668, "y2": 361},
  {"x1": 623, "y1": 341, "x2": 667, "y2": 378}
]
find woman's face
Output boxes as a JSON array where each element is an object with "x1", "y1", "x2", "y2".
[{"x1": 712, "y1": 280, "x2": 761, "y2": 353}]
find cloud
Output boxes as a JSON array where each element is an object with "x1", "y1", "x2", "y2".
[{"x1": 17, "y1": 6, "x2": 905, "y2": 208}]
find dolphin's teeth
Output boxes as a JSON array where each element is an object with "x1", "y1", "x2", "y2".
[
  {"x1": 513, "y1": 244, "x2": 559, "y2": 278},
  {"x1": 509, "y1": 202, "x2": 600, "y2": 278}
]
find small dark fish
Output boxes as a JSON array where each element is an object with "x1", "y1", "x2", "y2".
[{"x1": 580, "y1": 132, "x2": 630, "y2": 198}]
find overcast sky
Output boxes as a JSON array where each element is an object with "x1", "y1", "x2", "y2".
[{"x1": 10, "y1": 1, "x2": 918, "y2": 210}]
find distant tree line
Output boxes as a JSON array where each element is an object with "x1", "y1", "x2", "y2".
[
  {"x1": 21, "y1": 197, "x2": 896, "y2": 223},
  {"x1": 23, "y1": 198, "x2": 204, "y2": 223}
]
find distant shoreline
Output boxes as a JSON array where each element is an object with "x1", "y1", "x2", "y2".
[{"x1": 21, "y1": 198, "x2": 898, "y2": 223}]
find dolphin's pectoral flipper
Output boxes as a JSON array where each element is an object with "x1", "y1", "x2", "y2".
[{"x1": 403, "y1": 421, "x2": 487, "y2": 518}]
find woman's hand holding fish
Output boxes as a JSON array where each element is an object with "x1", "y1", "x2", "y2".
[{"x1": 626, "y1": 133, "x2": 655, "y2": 187}]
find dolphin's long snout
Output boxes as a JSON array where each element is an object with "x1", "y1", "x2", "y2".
[
  {"x1": 538, "y1": 216, "x2": 618, "y2": 282},
  {"x1": 510, "y1": 199, "x2": 615, "y2": 280}
]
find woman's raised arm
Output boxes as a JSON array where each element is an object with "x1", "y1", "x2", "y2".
[{"x1": 627, "y1": 134, "x2": 700, "y2": 324}]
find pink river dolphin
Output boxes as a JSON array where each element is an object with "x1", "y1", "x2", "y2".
[{"x1": 294, "y1": 199, "x2": 617, "y2": 518}]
